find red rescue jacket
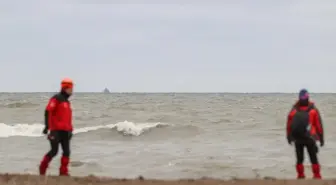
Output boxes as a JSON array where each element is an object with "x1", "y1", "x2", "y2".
[
  {"x1": 44, "y1": 92, "x2": 73, "y2": 131},
  {"x1": 286, "y1": 101, "x2": 323, "y2": 141}
]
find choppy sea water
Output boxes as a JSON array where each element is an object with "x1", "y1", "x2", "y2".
[{"x1": 0, "y1": 93, "x2": 335, "y2": 179}]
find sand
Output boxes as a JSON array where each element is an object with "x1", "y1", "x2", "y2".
[{"x1": 0, "y1": 174, "x2": 335, "y2": 185}]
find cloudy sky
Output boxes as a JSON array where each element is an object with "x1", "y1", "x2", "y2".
[{"x1": 0, "y1": 0, "x2": 335, "y2": 92}]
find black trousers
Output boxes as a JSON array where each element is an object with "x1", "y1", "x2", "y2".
[
  {"x1": 295, "y1": 139, "x2": 319, "y2": 165},
  {"x1": 47, "y1": 130, "x2": 72, "y2": 158}
]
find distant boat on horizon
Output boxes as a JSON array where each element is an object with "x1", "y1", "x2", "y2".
[{"x1": 103, "y1": 88, "x2": 110, "y2": 93}]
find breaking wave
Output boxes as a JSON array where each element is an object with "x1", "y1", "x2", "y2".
[{"x1": 0, "y1": 121, "x2": 168, "y2": 138}]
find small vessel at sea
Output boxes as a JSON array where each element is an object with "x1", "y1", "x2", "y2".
[{"x1": 103, "y1": 88, "x2": 110, "y2": 93}]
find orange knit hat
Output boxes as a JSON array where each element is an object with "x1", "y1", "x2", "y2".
[{"x1": 61, "y1": 78, "x2": 74, "y2": 89}]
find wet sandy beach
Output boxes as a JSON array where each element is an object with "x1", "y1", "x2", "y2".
[{"x1": 0, "y1": 174, "x2": 335, "y2": 185}]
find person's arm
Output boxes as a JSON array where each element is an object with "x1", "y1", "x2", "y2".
[
  {"x1": 286, "y1": 108, "x2": 296, "y2": 143},
  {"x1": 313, "y1": 107, "x2": 324, "y2": 145},
  {"x1": 43, "y1": 97, "x2": 58, "y2": 133}
]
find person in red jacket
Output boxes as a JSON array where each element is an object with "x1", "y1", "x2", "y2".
[
  {"x1": 39, "y1": 78, "x2": 74, "y2": 176},
  {"x1": 286, "y1": 89, "x2": 324, "y2": 179}
]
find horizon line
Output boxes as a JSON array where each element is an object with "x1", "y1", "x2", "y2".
[{"x1": 0, "y1": 91, "x2": 335, "y2": 94}]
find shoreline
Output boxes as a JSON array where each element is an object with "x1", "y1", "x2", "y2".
[{"x1": 0, "y1": 174, "x2": 335, "y2": 185}]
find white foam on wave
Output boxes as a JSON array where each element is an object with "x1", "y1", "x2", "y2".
[{"x1": 0, "y1": 121, "x2": 168, "y2": 138}]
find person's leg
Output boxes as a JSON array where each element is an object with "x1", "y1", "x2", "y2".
[
  {"x1": 295, "y1": 142, "x2": 305, "y2": 179},
  {"x1": 59, "y1": 131, "x2": 71, "y2": 176},
  {"x1": 39, "y1": 131, "x2": 59, "y2": 175},
  {"x1": 306, "y1": 141, "x2": 321, "y2": 179}
]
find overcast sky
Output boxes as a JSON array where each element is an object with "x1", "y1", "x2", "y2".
[{"x1": 0, "y1": 0, "x2": 335, "y2": 92}]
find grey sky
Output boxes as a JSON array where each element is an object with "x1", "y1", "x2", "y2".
[{"x1": 0, "y1": 0, "x2": 335, "y2": 92}]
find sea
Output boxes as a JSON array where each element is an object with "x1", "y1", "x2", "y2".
[{"x1": 0, "y1": 93, "x2": 335, "y2": 179}]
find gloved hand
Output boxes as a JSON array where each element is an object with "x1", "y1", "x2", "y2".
[
  {"x1": 287, "y1": 136, "x2": 292, "y2": 145},
  {"x1": 318, "y1": 134, "x2": 324, "y2": 147},
  {"x1": 42, "y1": 127, "x2": 48, "y2": 135},
  {"x1": 320, "y1": 139, "x2": 324, "y2": 147}
]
